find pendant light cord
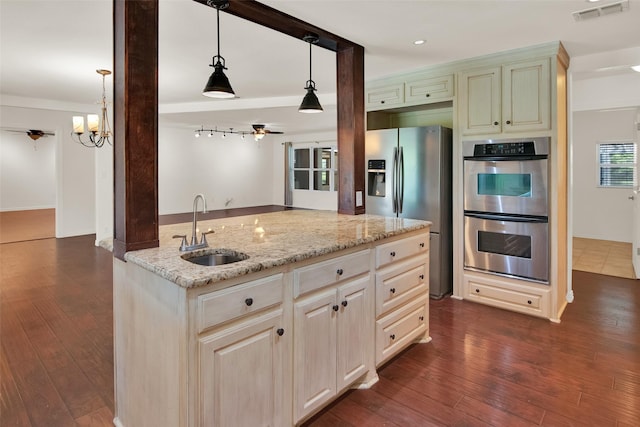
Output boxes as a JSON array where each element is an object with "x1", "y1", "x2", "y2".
[
  {"x1": 309, "y1": 42, "x2": 312, "y2": 82},
  {"x1": 217, "y1": 7, "x2": 221, "y2": 60}
]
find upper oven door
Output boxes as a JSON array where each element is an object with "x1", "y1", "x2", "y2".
[{"x1": 464, "y1": 157, "x2": 548, "y2": 216}]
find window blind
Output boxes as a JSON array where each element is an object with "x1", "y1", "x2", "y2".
[{"x1": 598, "y1": 142, "x2": 637, "y2": 188}]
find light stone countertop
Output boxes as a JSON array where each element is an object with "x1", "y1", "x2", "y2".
[{"x1": 120, "y1": 210, "x2": 431, "y2": 289}]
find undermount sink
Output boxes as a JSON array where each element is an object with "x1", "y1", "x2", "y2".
[{"x1": 182, "y1": 250, "x2": 249, "y2": 266}]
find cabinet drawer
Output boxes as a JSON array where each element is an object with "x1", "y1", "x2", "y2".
[
  {"x1": 463, "y1": 274, "x2": 550, "y2": 317},
  {"x1": 375, "y1": 233, "x2": 429, "y2": 269},
  {"x1": 365, "y1": 83, "x2": 404, "y2": 109},
  {"x1": 405, "y1": 74, "x2": 454, "y2": 103},
  {"x1": 376, "y1": 257, "x2": 427, "y2": 317},
  {"x1": 294, "y1": 250, "x2": 370, "y2": 298},
  {"x1": 375, "y1": 296, "x2": 428, "y2": 366},
  {"x1": 197, "y1": 273, "x2": 284, "y2": 333}
]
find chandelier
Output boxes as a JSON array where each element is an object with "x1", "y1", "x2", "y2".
[{"x1": 72, "y1": 69, "x2": 112, "y2": 148}]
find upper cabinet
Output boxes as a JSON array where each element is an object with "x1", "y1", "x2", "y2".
[
  {"x1": 405, "y1": 74, "x2": 454, "y2": 104},
  {"x1": 366, "y1": 83, "x2": 405, "y2": 109},
  {"x1": 459, "y1": 58, "x2": 550, "y2": 136}
]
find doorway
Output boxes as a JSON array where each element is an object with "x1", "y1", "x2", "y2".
[
  {"x1": 571, "y1": 108, "x2": 638, "y2": 280},
  {"x1": 0, "y1": 129, "x2": 56, "y2": 243}
]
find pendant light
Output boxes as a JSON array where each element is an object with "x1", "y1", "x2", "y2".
[
  {"x1": 298, "y1": 33, "x2": 323, "y2": 113},
  {"x1": 203, "y1": 0, "x2": 235, "y2": 98}
]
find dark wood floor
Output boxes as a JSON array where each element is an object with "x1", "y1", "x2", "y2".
[{"x1": 1, "y1": 236, "x2": 638, "y2": 426}]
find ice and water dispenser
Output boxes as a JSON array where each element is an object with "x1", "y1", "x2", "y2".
[{"x1": 367, "y1": 160, "x2": 386, "y2": 197}]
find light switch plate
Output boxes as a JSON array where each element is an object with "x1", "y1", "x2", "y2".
[{"x1": 356, "y1": 191, "x2": 363, "y2": 207}]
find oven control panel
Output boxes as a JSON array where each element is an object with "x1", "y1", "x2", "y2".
[{"x1": 473, "y1": 141, "x2": 536, "y2": 157}]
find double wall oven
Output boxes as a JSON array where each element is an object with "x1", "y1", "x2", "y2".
[{"x1": 463, "y1": 137, "x2": 550, "y2": 283}]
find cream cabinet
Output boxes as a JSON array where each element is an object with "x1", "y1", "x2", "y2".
[
  {"x1": 292, "y1": 252, "x2": 372, "y2": 423},
  {"x1": 463, "y1": 271, "x2": 551, "y2": 318},
  {"x1": 374, "y1": 232, "x2": 430, "y2": 366},
  {"x1": 199, "y1": 308, "x2": 287, "y2": 427},
  {"x1": 459, "y1": 58, "x2": 550, "y2": 136},
  {"x1": 365, "y1": 83, "x2": 404, "y2": 110},
  {"x1": 405, "y1": 74, "x2": 454, "y2": 104}
]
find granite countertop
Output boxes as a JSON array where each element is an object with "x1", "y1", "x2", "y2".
[{"x1": 121, "y1": 210, "x2": 431, "y2": 289}]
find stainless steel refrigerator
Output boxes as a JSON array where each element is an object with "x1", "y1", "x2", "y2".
[{"x1": 365, "y1": 126, "x2": 453, "y2": 298}]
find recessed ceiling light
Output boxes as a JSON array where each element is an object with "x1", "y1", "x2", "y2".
[
  {"x1": 587, "y1": 0, "x2": 600, "y2": 2},
  {"x1": 631, "y1": 65, "x2": 640, "y2": 72},
  {"x1": 413, "y1": 39, "x2": 425, "y2": 45}
]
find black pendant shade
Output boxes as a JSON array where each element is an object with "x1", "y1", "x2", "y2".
[
  {"x1": 202, "y1": 0, "x2": 235, "y2": 99},
  {"x1": 299, "y1": 34, "x2": 323, "y2": 113},
  {"x1": 203, "y1": 57, "x2": 235, "y2": 98},
  {"x1": 299, "y1": 80, "x2": 323, "y2": 113}
]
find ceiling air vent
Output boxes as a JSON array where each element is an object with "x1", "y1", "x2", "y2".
[{"x1": 572, "y1": 0, "x2": 629, "y2": 21}]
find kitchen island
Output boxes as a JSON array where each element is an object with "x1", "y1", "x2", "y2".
[{"x1": 113, "y1": 210, "x2": 431, "y2": 427}]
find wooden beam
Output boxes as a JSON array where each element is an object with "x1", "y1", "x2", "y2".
[
  {"x1": 193, "y1": 0, "x2": 366, "y2": 214},
  {"x1": 113, "y1": 0, "x2": 159, "y2": 260}
]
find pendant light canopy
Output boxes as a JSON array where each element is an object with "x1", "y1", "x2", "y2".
[
  {"x1": 203, "y1": 0, "x2": 235, "y2": 98},
  {"x1": 299, "y1": 33, "x2": 323, "y2": 113}
]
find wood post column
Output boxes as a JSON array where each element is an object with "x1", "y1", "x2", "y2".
[
  {"x1": 337, "y1": 45, "x2": 365, "y2": 215},
  {"x1": 113, "y1": 0, "x2": 159, "y2": 260}
]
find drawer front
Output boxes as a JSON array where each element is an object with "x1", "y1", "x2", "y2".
[
  {"x1": 375, "y1": 233, "x2": 429, "y2": 269},
  {"x1": 467, "y1": 281, "x2": 541, "y2": 309},
  {"x1": 405, "y1": 74, "x2": 454, "y2": 103},
  {"x1": 376, "y1": 258, "x2": 428, "y2": 317},
  {"x1": 365, "y1": 83, "x2": 404, "y2": 109},
  {"x1": 375, "y1": 296, "x2": 428, "y2": 366},
  {"x1": 294, "y1": 250, "x2": 370, "y2": 298},
  {"x1": 463, "y1": 273, "x2": 550, "y2": 318},
  {"x1": 198, "y1": 273, "x2": 284, "y2": 333}
]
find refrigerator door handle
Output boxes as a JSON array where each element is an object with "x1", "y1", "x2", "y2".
[
  {"x1": 398, "y1": 146, "x2": 404, "y2": 213},
  {"x1": 392, "y1": 146, "x2": 399, "y2": 213}
]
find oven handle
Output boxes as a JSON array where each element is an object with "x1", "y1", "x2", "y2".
[
  {"x1": 463, "y1": 155, "x2": 547, "y2": 161},
  {"x1": 464, "y1": 211, "x2": 548, "y2": 223}
]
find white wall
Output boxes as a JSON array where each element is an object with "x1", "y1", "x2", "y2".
[
  {"x1": 0, "y1": 105, "x2": 96, "y2": 238},
  {"x1": 0, "y1": 129, "x2": 56, "y2": 210},
  {"x1": 572, "y1": 108, "x2": 637, "y2": 242},
  {"x1": 158, "y1": 122, "x2": 276, "y2": 214}
]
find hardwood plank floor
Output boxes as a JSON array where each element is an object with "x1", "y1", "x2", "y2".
[
  {"x1": 1, "y1": 236, "x2": 638, "y2": 426},
  {"x1": 0, "y1": 209, "x2": 55, "y2": 244}
]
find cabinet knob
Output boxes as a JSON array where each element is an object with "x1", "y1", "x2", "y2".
[
  {"x1": 475, "y1": 289, "x2": 480, "y2": 293},
  {"x1": 527, "y1": 300, "x2": 532, "y2": 305},
  {"x1": 493, "y1": 121, "x2": 499, "y2": 126},
  {"x1": 506, "y1": 120, "x2": 511, "y2": 125},
  {"x1": 419, "y1": 316, "x2": 424, "y2": 321},
  {"x1": 390, "y1": 251, "x2": 396, "y2": 257},
  {"x1": 419, "y1": 274, "x2": 425, "y2": 280},
  {"x1": 381, "y1": 100, "x2": 385, "y2": 104},
  {"x1": 245, "y1": 298, "x2": 254, "y2": 306},
  {"x1": 390, "y1": 334, "x2": 396, "y2": 340},
  {"x1": 341, "y1": 300, "x2": 348, "y2": 307},
  {"x1": 276, "y1": 328, "x2": 285, "y2": 336},
  {"x1": 333, "y1": 305, "x2": 339, "y2": 312},
  {"x1": 426, "y1": 93, "x2": 430, "y2": 97},
  {"x1": 390, "y1": 288, "x2": 396, "y2": 294},
  {"x1": 336, "y1": 268, "x2": 344, "y2": 276},
  {"x1": 419, "y1": 242, "x2": 425, "y2": 248}
]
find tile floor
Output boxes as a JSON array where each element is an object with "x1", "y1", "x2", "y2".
[{"x1": 573, "y1": 237, "x2": 637, "y2": 279}]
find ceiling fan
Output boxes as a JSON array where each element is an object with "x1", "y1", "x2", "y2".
[
  {"x1": 251, "y1": 124, "x2": 283, "y2": 140},
  {"x1": 4, "y1": 129, "x2": 55, "y2": 141}
]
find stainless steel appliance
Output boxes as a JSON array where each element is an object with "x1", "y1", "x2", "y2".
[
  {"x1": 463, "y1": 137, "x2": 550, "y2": 283},
  {"x1": 366, "y1": 126, "x2": 453, "y2": 298}
]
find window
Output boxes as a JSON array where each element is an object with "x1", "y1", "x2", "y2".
[
  {"x1": 597, "y1": 142, "x2": 637, "y2": 188},
  {"x1": 292, "y1": 145, "x2": 338, "y2": 192}
]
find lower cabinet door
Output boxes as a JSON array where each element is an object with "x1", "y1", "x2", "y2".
[
  {"x1": 199, "y1": 309, "x2": 286, "y2": 427},
  {"x1": 336, "y1": 276, "x2": 371, "y2": 391},
  {"x1": 293, "y1": 289, "x2": 337, "y2": 422}
]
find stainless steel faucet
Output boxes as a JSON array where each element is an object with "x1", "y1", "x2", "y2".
[{"x1": 173, "y1": 193, "x2": 214, "y2": 251}]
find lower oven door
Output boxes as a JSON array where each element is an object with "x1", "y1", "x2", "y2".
[{"x1": 464, "y1": 212, "x2": 549, "y2": 283}]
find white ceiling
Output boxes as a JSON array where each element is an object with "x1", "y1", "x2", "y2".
[{"x1": 2, "y1": 0, "x2": 640, "y2": 136}]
